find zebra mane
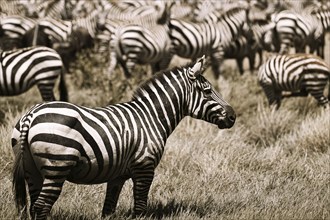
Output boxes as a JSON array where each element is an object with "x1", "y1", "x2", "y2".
[{"x1": 132, "y1": 62, "x2": 194, "y2": 101}]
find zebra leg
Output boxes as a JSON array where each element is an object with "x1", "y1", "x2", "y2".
[
  {"x1": 261, "y1": 83, "x2": 282, "y2": 109},
  {"x1": 248, "y1": 52, "x2": 256, "y2": 74},
  {"x1": 210, "y1": 56, "x2": 222, "y2": 79},
  {"x1": 102, "y1": 178, "x2": 127, "y2": 217},
  {"x1": 37, "y1": 83, "x2": 56, "y2": 102},
  {"x1": 32, "y1": 179, "x2": 65, "y2": 220},
  {"x1": 305, "y1": 86, "x2": 329, "y2": 106},
  {"x1": 132, "y1": 168, "x2": 155, "y2": 217},
  {"x1": 236, "y1": 57, "x2": 244, "y2": 75}
]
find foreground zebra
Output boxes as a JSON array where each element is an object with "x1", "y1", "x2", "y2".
[
  {"x1": 258, "y1": 53, "x2": 330, "y2": 108},
  {"x1": 12, "y1": 56, "x2": 236, "y2": 219},
  {"x1": 0, "y1": 46, "x2": 68, "y2": 101}
]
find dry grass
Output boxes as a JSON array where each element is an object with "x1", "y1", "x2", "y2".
[{"x1": 0, "y1": 47, "x2": 329, "y2": 220}]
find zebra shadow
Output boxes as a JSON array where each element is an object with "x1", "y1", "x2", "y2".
[{"x1": 143, "y1": 199, "x2": 208, "y2": 219}]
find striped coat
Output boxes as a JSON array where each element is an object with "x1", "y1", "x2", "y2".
[
  {"x1": 12, "y1": 57, "x2": 235, "y2": 219},
  {"x1": 258, "y1": 53, "x2": 330, "y2": 108},
  {"x1": 0, "y1": 46, "x2": 67, "y2": 101}
]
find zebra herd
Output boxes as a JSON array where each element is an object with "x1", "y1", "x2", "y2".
[{"x1": 0, "y1": 0, "x2": 329, "y2": 219}]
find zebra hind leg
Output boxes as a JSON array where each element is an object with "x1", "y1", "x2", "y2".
[
  {"x1": 102, "y1": 178, "x2": 127, "y2": 217},
  {"x1": 306, "y1": 87, "x2": 329, "y2": 107},
  {"x1": 37, "y1": 83, "x2": 56, "y2": 102},
  {"x1": 32, "y1": 178, "x2": 65, "y2": 220}
]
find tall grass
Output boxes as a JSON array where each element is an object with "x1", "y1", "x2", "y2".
[{"x1": 0, "y1": 50, "x2": 329, "y2": 219}]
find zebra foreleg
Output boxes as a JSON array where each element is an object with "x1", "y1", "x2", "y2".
[
  {"x1": 210, "y1": 57, "x2": 222, "y2": 79},
  {"x1": 102, "y1": 178, "x2": 127, "y2": 217},
  {"x1": 132, "y1": 168, "x2": 155, "y2": 217},
  {"x1": 236, "y1": 57, "x2": 244, "y2": 75}
]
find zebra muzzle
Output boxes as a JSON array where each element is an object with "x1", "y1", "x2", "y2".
[{"x1": 216, "y1": 107, "x2": 236, "y2": 129}]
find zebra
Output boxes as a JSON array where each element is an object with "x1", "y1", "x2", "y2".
[
  {"x1": 21, "y1": 16, "x2": 94, "y2": 72},
  {"x1": 308, "y1": 6, "x2": 330, "y2": 58},
  {"x1": 107, "y1": 3, "x2": 174, "y2": 78},
  {"x1": 0, "y1": 46, "x2": 68, "y2": 101},
  {"x1": 271, "y1": 10, "x2": 323, "y2": 55},
  {"x1": 0, "y1": 0, "x2": 38, "y2": 17},
  {"x1": 258, "y1": 53, "x2": 330, "y2": 109},
  {"x1": 95, "y1": 1, "x2": 168, "y2": 55},
  {"x1": 169, "y1": 6, "x2": 248, "y2": 79},
  {"x1": 0, "y1": 15, "x2": 36, "y2": 50},
  {"x1": 12, "y1": 56, "x2": 236, "y2": 219}
]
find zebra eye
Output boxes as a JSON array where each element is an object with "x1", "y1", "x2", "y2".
[{"x1": 202, "y1": 82, "x2": 212, "y2": 95}]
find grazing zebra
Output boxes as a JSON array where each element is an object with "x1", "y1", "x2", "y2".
[
  {"x1": 12, "y1": 56, "x2": 236, "y2": 219},
  {"x1": 169, "y1": 6, "x2": 249, "y2": 79},
  {"x1": 258, "y1": 53, "x2": 330, "y2": 108},
  {"x1": 272, "y1": 10, "x2": 323, "y2": 54},
  {"x1": 0, "y1": 46, "x2": 68, "y2": 101},
  {"x1": 108, "y1": 3, "x2": 173, "y2": 78}
]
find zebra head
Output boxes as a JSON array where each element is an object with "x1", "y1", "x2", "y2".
[{"x1": 186, "y1": 56, "x2": 236, "y2": 129}]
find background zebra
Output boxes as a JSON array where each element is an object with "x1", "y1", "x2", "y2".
[
  {"x1": 169, "y1": 6, "x2": 249, "y2": 79},
  {"x1": 12, "y1": 56, "x2": 235, "y2": 219},
  {"x1": 271, "y1": 10, "x2": 323, "y2": 54},
  {"x1": 0, "y1": 46, "x2": 68, "y2": 101},
  {"x1": 258, "y1": 53, "x2": 330, "y2": 108},
  {"x1": 0, "y1": 15, "x2": 36, "y2": 50},
  {"x1": 108, "y1": 2, "x2": 173, "y2": 78}
]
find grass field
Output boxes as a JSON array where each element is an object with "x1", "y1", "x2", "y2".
[{"x1": 0, "y1": 40, "x2": 329, "y2": 219}]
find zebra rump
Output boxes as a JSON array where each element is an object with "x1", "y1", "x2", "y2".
[
  {"x1": 258, "y1": 53, "x2": 330, "y2": 108},
  {"x1": 0, "y1": 46, "x2": 68, "y2": 101}
]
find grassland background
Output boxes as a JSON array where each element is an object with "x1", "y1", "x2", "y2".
[{"x1": 0, "y1": 34, "x2": 329, "y2": 219}]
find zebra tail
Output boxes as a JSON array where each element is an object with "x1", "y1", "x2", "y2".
[
  {"x1": 59, "y1": 66, "x2": 68, "y2": 102},
  {"x1": 12, "y1": 113, "x2": 35, "y2": 216},
  {"x1": 12, "y1": 142, "x2": 27, "y2": 217}
]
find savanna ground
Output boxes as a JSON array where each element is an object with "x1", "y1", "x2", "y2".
[{"x1": 0, "y1": 34, "x2": 330, "y2": 219}]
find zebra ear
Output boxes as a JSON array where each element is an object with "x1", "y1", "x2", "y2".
[{"x1": 188, "y1": 55, "x2": 205, "y2": 79}]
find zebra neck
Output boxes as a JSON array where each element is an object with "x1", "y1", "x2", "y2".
[{"x1": 132, "y1": 94, "x2": 186, "y2": 139}]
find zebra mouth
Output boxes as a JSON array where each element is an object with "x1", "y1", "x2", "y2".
[{"x1": 216, "y1": 115, "x2": 236, "y2": 129}]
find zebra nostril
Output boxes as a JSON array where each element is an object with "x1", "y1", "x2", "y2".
[{"x1": 228, "y1": 114, "x2": 236, "y2": 123}]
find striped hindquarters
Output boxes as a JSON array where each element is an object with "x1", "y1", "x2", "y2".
[
  {"x1": 258, "y1": 54, "x2": 330, "y2": 107},
  {"x1": 0, "y1": 46, "x2": 66, "y2": 101}
]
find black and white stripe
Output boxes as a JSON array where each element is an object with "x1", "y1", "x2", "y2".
[
  {"x1": 0, "y1": 15, "x2": 36, "y2": 50},
  {"x1": 12, "y1": 56, "x2": 236, "y2": 219},
  {"x1": 0, "y1": 46, "x2": 68, "y2": 101},
  {"x1": 169, "y1": 6, "x2": 248, "y2": 79},
  {"x1": 258, "y1": 53, "x2": 330, "y2": 108},
  {"x1": 271, "y1": 10, "x2": 323, "y2": 54},
  {"x1": 308, "y1": 6, "x2": 330, "y2": 58},
  {"x1": 107, "y1": 4, "x2": 173, "y2": 77}
]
